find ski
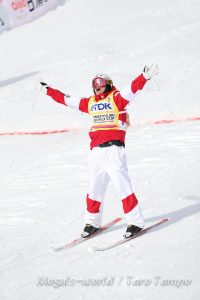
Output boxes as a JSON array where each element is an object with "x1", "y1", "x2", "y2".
[
  {"x1": 52, "y1": 217, "x2": 122, "y2": 252},
  {"x1": 92, "y1": 218, "x2": 169, "y2": 252}
]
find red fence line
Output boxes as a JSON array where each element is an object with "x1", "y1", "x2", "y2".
[
  {"x1": 146, "y1": 116, "x2": 200, "y2": 125},
  {"x1": 0, "y1": 116, "x2": 200, "y2": 136},
  {"x1": 0, "y1": 128, "x2": 74, "y2": 136}
]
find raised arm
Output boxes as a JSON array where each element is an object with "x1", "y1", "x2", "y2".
[
  {"x1": 40, "y1": 82, "x2": 89, "y2": 113},
  {"x1": 120, "y1": 63, "x2": 159, "y2": 102}
]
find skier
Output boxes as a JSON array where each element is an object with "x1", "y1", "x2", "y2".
[{"x1": 40, "y1": 63, "x2": 159, "y2": 238}]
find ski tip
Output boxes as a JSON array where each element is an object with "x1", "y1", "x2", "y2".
[
  {"x1": 91, "y1": 247, "x2": 104, "y2": 252},
  {"x1": 162, "y1": 217, "x2": 170, "y2": 222},
  {"x1": 87, "y1": 247, "x2": 99, "y2": 253},
  {"x1": 51, "y1": 247, "x2": 62, "y2": 252},
  {"x1": 51, "y1": 247, "x2": 59, "y2": 252}
]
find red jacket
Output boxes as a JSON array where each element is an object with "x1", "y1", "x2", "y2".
[{"x1": 46, "y1": 74, "x2": 147, "y2": 149}]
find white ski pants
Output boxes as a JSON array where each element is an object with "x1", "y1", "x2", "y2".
[{"x1": 85, "y1": 145, "x2": 144, "y2": 228}]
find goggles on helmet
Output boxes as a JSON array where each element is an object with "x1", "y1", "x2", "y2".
[
  {"x1": 92, "y1": 77, "x2": 107, "y2": 89},
  {"x1": 92, "y1": 76, "x2": 113, "y2": 89}
]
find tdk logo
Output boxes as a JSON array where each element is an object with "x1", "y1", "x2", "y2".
[{"x1": 91, "y1": 103, "x2": 112, "y2": 111}]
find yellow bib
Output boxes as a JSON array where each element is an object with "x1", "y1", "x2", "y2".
[{"x1": 88, "y1": 92, "x2": 127, "y2": 132}]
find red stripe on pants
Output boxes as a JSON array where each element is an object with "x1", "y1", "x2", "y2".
[
  {"x1": 122, "y1": 193, "x2": 138, "y2": 214},
  {"x1": 86, "y1": 195, "x2": 101, "y2": 213}
]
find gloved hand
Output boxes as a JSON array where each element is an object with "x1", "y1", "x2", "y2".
[
  {"x1": 142, "y1": 63, "x2": 159, "y2": 80},
  {"x1": 40, "y1": 81, "x2": 48, "y2": 88}
]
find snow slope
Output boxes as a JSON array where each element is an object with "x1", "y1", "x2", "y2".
[{"x1": 0, "y1": 0, "x2": 200, "y2": 299}]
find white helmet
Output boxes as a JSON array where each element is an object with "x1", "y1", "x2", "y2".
[{"x1": 92, "y1": 73, "x2": 113, "y2": 89}]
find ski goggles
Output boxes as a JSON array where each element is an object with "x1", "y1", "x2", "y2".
[{"x1": 92, "y1": 77, "x2": 107, "y2": 89}]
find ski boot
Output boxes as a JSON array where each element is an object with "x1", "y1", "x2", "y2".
[
  {"x1": 124, "y1": 224, "x2": 143, "y2": 239},
  {"x1": 81, "y1": 224, "x2": 100, "y2": 238}
]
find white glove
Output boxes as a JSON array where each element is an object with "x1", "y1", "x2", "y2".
[{"x1": 142, "y1": 63, "x2": 159, "y2": 80}]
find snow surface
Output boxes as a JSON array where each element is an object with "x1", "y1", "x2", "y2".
[{"x1": 0, "y1": 0, "x2": 200, "y2": 299}]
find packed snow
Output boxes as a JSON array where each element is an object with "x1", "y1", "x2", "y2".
[{"x1": 0, "y1": 0, "x2": 200, "y2": 299}]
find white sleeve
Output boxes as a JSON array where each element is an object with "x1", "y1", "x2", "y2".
[
  {"x1": 64, "y1": 94, "x2": 81, "y2": 110},
  {"x1": 120, "y1": 85, "x2": 137, "y2": 102}
]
